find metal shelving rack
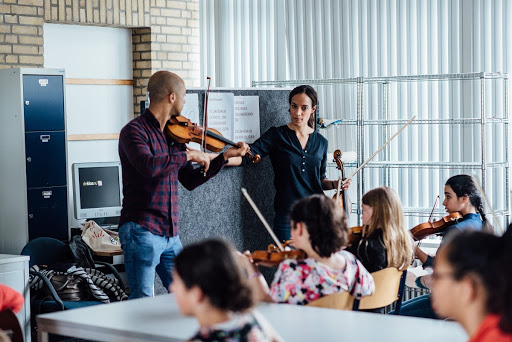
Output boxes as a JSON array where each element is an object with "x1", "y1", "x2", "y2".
[{"x1": 253, "y1": 72, "x2": 510, "y2": 230}]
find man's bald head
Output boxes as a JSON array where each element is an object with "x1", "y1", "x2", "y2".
[{"x1": 147, "y1": 71, "x2": 185, "y2": 105}]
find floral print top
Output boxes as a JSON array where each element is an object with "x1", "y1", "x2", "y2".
[
  {"x1": 269, "y1": 250, "x2": 375, "y2": 305},
  {"x1": 190, "y1": 312, "x2": 274, "y2": 342}
]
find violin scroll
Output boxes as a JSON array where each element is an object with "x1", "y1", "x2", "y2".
[{"x1": 333, "y1": 149, "x2": 352, "y2": 218}]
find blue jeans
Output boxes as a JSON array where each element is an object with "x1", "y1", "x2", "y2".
[
  {"x1": 274, "y1": 213, "x2": 291, "y2": 242},
  {"x1": 119, "y1": 222, "x2": 183, "y2": 299},
  {"x1": 391, "y1": 294, "x2": 438, "y2": 319}
]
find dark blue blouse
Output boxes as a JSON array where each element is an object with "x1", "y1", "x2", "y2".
[{"x1": 242, "y1": 125, "x2": 328, "y2": 215}]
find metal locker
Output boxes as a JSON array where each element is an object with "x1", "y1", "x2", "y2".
[
  {"x1": 27, "y1": 186, "x2": 68, "y2": 241},
  {"x1": 25, "y1": 131, "x2": 67, "y2": 188},
  {"x1": 22, "y1": 75, "x2": 65, "y2": 131},
  {"x1": 0, "y1": 68, "x2": 68, "y2": 257}
]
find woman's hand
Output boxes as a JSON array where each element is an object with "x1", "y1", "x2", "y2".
[{"x1": 341, "y1": 178, "x2": 351, "y2": 190}]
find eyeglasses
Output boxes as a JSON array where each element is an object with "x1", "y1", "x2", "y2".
[{"x1": 431, "y1": 270, "x2": 454, "y2": 282}]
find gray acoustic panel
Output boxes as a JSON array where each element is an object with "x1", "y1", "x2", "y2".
[{"x1": 179, "y1": 89, "x2": 291, "y2": 259}]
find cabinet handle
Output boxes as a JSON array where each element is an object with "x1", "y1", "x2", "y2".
[
  {"x1": 40, "y1": 135, "x2": 50, "y2": 142},
  {"x1": 25, "y1": 100, "x2": 29, "y2": 105},
  {"x1": 26, "y1": 157, "x2": 31, "y2": 162}
]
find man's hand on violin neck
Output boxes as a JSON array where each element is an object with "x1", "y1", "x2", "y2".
[
  {"x1": 223, "y1": 142, "x2": 250, "y2": 160},
  {"x1": 186, "y1": 150, "x2": 211, "y2": 172}
]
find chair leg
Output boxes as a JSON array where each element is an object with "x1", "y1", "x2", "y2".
[
  {"x1": 393, "y1": 270, "x2": 407, "y2": 315},
  {"x1": 352, "y1": 298, "x2": 360, "y2": 311}
]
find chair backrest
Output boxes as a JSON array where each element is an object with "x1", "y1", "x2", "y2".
[
  {"x1": 0, "y1": 309, "x2": 23, "y2": 342},
  {"x1": 21, "y1": 237, "x2": 67, "y2": 267},
  {"x1": 357, "y1": 267, "x2": 406, "y2": 311},
  {"x1": 306, "y1": 291, "x2": 356, "y2": 311}
]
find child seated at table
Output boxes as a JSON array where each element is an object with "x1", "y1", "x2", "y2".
[
  {"x1": 239, "y1": 194, "x2": 375, "y2": 305},
  {"x1": 171, "y1": 239, "x2": 280, "y2": 342},
  {"x1": 431, "y1": 224, "x2": 512, "y2": 341}
]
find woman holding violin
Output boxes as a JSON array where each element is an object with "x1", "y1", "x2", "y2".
[
  {"x1": 346, "y1": 187, "x2": 413, "y2": 274},
  {"x1": 225, "y1": 85, "x2": 351, "y2": 241},
  {"x1": 238, "y1": 194, "x2": 374, "y2": 305},
  {"x1": 397, "y1": 174, "x2": 492, "y2": 319}
]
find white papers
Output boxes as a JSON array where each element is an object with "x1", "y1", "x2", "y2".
[
  {"x1": 181, "y1": 93, "x2": 201, "y2": 150},
  {"x1": 182, "y1": 92, "x2": 261, "y2": 150},
  {"x1": 234, "y1": 96, "x2": 260, "y2": 143},
  {"x1": 182, "y1": 93, "x2": 200, "y2": 123},
  {"x1": 207, "y1": 92, "x2": 235, "y2": 142}
]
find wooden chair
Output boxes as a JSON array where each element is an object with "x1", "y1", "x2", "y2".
[
  {"x1": 306, "y1": 291, "x2": 358, "y2": 311},
  {"x1": 355, "y1": 267, "x2": 407, "y2": 313},
  {"x1": 0, "y1": 309, "x2": 23, "y2": 342}
]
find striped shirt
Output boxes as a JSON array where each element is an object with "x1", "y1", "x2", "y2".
[{"x1": 118, "y1": 110, "x2": 227, "y2": 237}]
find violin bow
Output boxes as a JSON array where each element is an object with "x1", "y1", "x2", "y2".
[
  {"x1": 428, "y1": 195, "x2": 440, "y2": 222},
  {"x1": 241, "y1": 188, "x2": 285, "y2": 251},
  {"x1": 202, "y1": 76, "x2": 211, "y2": 153},
  {"x1": 343, "y1": 115, "x2": 416, "y2": 183},
  {"x1": 472, "y1": 175, "x2": 503, "y2": 234}
]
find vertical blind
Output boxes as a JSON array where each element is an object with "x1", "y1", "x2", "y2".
[{"x1": 200, "y1": 0, "x2": 511, "y2": 230}]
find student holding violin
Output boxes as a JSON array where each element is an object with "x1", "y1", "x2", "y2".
[
  {"x1": 414, "y1": 174, "x2": 492, "y2": 268},
  {"x1": 118, "y1": 71, "x2": 250, "y2": 299},
  {"x1": 238, "y1": 194, "x2": 374, "y2": 305},
  {"x1": 397, "y1": 174, "x2": 492, "y2": 318},
  {"x1": 225, "y1": 85, "x2": 351, "y2": 241},
  {"x1": 346, "y1": 187, "x2": 413, "y2": 274}
]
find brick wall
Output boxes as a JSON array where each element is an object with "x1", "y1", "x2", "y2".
[{"x1": 0, "y1": 0, "x2": 200, "y2": 115}]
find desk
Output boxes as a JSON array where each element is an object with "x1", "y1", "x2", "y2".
[
  {"x1": 37, "y1": 293, "x2": 468, "y2": 342},
  {"x1": 93, "y1": 250, "x2": 123, "y2": 257}
]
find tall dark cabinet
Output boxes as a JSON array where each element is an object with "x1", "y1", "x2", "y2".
[{"x1": 0, "y1": 68, "x2": 68, "y2": 254}]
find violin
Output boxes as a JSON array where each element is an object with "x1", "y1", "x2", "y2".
[
  {"x1": 347, "y1": 225, "x2": 365, "y2": 245},
  {"x1": 165, "y1": 115, "x2": 261, "y2": 163},
  {"x1": 410, "y1": 212, "x2": 463, "y2": 241},
  {"x1": 333, "y1": 149, "x2": 352, "y2": 218},
  {"x1": 250, "y1": 240, "x2": 306, "y2": 267}
]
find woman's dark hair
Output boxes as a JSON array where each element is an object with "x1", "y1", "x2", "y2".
[
  {"x1": 441, "y1": 224, "x2": 512, "y2": 333},
  {"x1": 445, "y1": 175, "x2": 493, "y2": 232},
  {"x1": 174, "y1": 239, "x2": 254, "y2": 312},
  {"x1": 289, "y1": 194, "x2": 348, "y2": 257},
  {"x1": 288, "y1": 85, "x2": 318, "y2": 128}
]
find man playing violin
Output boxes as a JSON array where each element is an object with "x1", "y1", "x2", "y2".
[{"x1": 118, "y1": 70, "x2": 249, "y2": 299}]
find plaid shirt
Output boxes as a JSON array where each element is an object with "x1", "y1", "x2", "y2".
[{"x1": 118, "y1": 110, "x2": 227, "y2": 237}]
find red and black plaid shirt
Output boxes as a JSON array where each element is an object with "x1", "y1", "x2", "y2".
[{"x1": 118, "y1": 110, "x2": 227, "y2": 237}]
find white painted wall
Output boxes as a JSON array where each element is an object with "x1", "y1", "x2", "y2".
[{"x1": 44, "y1": 23, "x2": 133, "y2": 228}]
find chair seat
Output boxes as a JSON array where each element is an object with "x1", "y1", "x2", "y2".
[{"x1": 34, "y1": 300, "x2": 103, "y2": 312}]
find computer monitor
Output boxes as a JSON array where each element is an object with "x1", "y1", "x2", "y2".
[{"x1": 72, "y1": 162, "x2": 123, "y2": 224}]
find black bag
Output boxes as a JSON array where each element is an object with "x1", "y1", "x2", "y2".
[{"x1": 47, "y1": 274, "x2": 90, "y2": 301}]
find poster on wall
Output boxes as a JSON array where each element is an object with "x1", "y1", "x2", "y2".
[
  {"x1": 181, "y1": 93, "x2": 200, "y2": 150},
  {"x1": 207, "y1": 92, "x2": 234, "y2": 141},
  {"x1": 234, "y1": 96, "x2": 260, "y2": 143}
]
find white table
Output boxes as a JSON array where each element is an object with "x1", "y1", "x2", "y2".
[{"x1": 37, "y1": 293, "x2": 468, "y2": 342}]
